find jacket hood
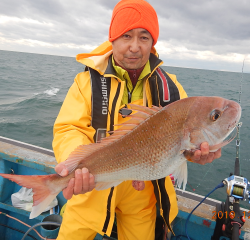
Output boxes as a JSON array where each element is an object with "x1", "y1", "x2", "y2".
[{"x1": 76, "y1": 41, "x2": 158, "y2": 75}]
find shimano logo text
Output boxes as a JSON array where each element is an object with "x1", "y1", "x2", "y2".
[{"x1": 101, "y1": 77, "x2": 108, "y2": 115}]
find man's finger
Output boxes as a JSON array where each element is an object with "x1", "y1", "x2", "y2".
[
  {"x1": 214, "y1": 148, "x2": 222, "y2": 159},
  {"x1": 200, "y1": 142, "x2": 209, "y2": 155},
  {"x1": 89, "y1": 174, "x2": 95, "y2": 191},
  {"x1": 55, "y1": 164, "x2": 69, "y2": 177},
  {"x1": 200, "y1": 153, "x2": 213, "y2": 164},
  {"x1": 193, "y1": 150, "x2": 202, "y2": 161},
  {"x1": 74, "y1": 169, "x2": 84, "y2": 195},
  {"x1": 63, "y1": 178, "x2": 75, "y2": 200},
  {"x1": 81, "y1": 168, "x2": 90, "y2": 193}
]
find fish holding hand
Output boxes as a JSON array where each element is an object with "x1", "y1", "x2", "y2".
[{"x1": 0, "y1": 96, "x2": 241, "y2": 219}]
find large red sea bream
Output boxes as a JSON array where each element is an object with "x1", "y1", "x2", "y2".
[{"x1": 0, "y1": 96, "x2": 241, "y2": 218}]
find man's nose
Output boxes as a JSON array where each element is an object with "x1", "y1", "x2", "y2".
[{"x1": 129, "y1": 38, "x2": 140, "y2": 52}]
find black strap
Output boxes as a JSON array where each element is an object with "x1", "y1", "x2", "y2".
[
  {"x1": 152, "y1": 178, "x2": 173, "y2": 234},
  {"x1": 148, "y1": 67, "x2": 180, "y2": 107},
  {"x1": 88, "y1": 67, "x2": 120, "y2": 233},
  {"x1": 88, "y1": 67, "x2": 111, "y2": 142},
  {"x1": 102, "y1": 187, "x2": 115, "y2": 233},
  {"x1": 109, "y1": 82, "x2": 121, "y2": 132}
]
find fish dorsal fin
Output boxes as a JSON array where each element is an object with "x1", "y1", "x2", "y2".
[
  {"x1": 129, "y1": 104, "x2": 161, "y2": 114},
  {"x1": 105, "y1": 104, "x2": 160, "y2": 138},
  {"x1": 59, "y1": 104, "x2": 161, "y2": 173},
  {"x1": 57, "y1": 144, "x2": 102, "y2": 173}
]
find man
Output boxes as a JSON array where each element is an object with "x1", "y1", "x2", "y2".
[{"x1": 53, "y1": 0, "x2": 221, "y2": 239}]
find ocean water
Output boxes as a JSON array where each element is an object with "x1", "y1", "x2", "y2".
[{"x1": 0, "y1": 49, "x2": 250, "y2": 207}]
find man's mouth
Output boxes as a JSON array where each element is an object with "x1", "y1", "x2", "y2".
[{"x1": 127, "y1": 57, "x2": 140, "y2": 62}]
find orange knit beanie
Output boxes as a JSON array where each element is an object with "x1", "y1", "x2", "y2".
[{"x1": 109, "y1": 0, "x2": 159, "y2": 46}]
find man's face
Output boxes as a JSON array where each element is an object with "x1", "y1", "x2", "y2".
[{"x1": 112, "y1": 28, "x2": 153, "y2": 70}]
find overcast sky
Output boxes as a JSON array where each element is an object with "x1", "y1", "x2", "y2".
[{"x1": 0, "y1": 0, "x2": 249, "y2": 72}]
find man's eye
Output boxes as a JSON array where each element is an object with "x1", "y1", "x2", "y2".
[
  {"x1": 123, "y1": 34, "x2": 131, "y2": 38},
  {"x1": 141, "y1": 36, "x2": 149, "y2": 40}
]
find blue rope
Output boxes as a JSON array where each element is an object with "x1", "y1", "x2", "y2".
[{"x1": 185, "y1": 182, "x2": 225, "y2": 240}]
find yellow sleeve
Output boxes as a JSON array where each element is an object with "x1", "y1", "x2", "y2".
[
  {"x1": 167, "y1": 73, "x2": 188, "y2": 99},
  {"x1": 52, "y1": 72, "x2": 95, "y2": 163}
]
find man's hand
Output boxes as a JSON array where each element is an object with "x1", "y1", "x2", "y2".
[
  {"x1": 184, "y1": 142, "x2": 221, "y2": 165},
  {"x1": 132, "y1": 180, "x2": 145, "y2": 191},
  {"x1": 55, "y1": 165, "x2": 95, "y2": 200}
]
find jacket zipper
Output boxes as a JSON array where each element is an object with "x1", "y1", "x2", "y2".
[
  {"x1": 128, "y1": 90, "x2": 132, "y2": 103},
  {"x1": 127, "y1": 70, "x2": 136, "y2": 103}
]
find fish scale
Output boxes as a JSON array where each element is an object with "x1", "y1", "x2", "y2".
[
  {"x1": 78, "y1": 98, "x2": 195, "y2": 182},
  {"x1": 0, "y1": 96, "x2": 241, "y2": 219}
]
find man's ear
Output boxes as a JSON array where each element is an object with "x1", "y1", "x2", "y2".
[{"x1": 150, "y1": 46, "x2": 157, "y2": 56}]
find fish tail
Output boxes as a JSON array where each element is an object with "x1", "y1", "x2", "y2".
[{"x1": 0, "y1": 173, "x2": 61, "y2": 219}]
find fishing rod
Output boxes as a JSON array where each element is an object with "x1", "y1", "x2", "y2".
[
  {"x1": 183, "y1": 125, "x2": 249, "y2": 240},
  {"x1": 185, "y1": 57, "x2": 249, "y2": 240},
  {"x1": 211, "y1": 57, "x2": 249, "y2": 240},
  {"x1": 211, "y1": 124, "x2": 248, "y2": 240}
]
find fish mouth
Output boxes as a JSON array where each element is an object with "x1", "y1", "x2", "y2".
[
  {"x1": 208, "y1": 125, "x2": 238, "y2": 152},
  {"x1": 226, "y1": 101, "x2": 242, "y2": 129},
  {"x1": 227, "y1": 111, "x2": 241, "y2": 130}
]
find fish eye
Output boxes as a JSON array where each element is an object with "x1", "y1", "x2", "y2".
[{"x1": 211, "y1": 110, "x2": 221, "y2": 121}]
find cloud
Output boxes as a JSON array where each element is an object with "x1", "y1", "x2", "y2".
[
  {"x1": 154, "y1": 0, "x2": 250, "y2": 53},
  {"x1": 0, "y1": 0, "x2": 249, "y2": 72}
]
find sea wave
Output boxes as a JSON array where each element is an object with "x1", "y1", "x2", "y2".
[
  {"x1": 0, "y1": 90, "x2": 59, "y2": 108},
  {"x1": 43, "y1": 87, "x2": 60, "y2": 96}
]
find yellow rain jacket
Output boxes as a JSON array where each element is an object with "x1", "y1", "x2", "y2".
[{"x1": 53, "y1": 41, "x2": 187, "y2": 238}]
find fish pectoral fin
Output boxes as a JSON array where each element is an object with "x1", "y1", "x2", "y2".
[
  {"x1": 172, "y1": 157, "x2": 188, "y2": 190},
  {"x1": 95, "y1": 181, "x2": 123, "y2": 191}
]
